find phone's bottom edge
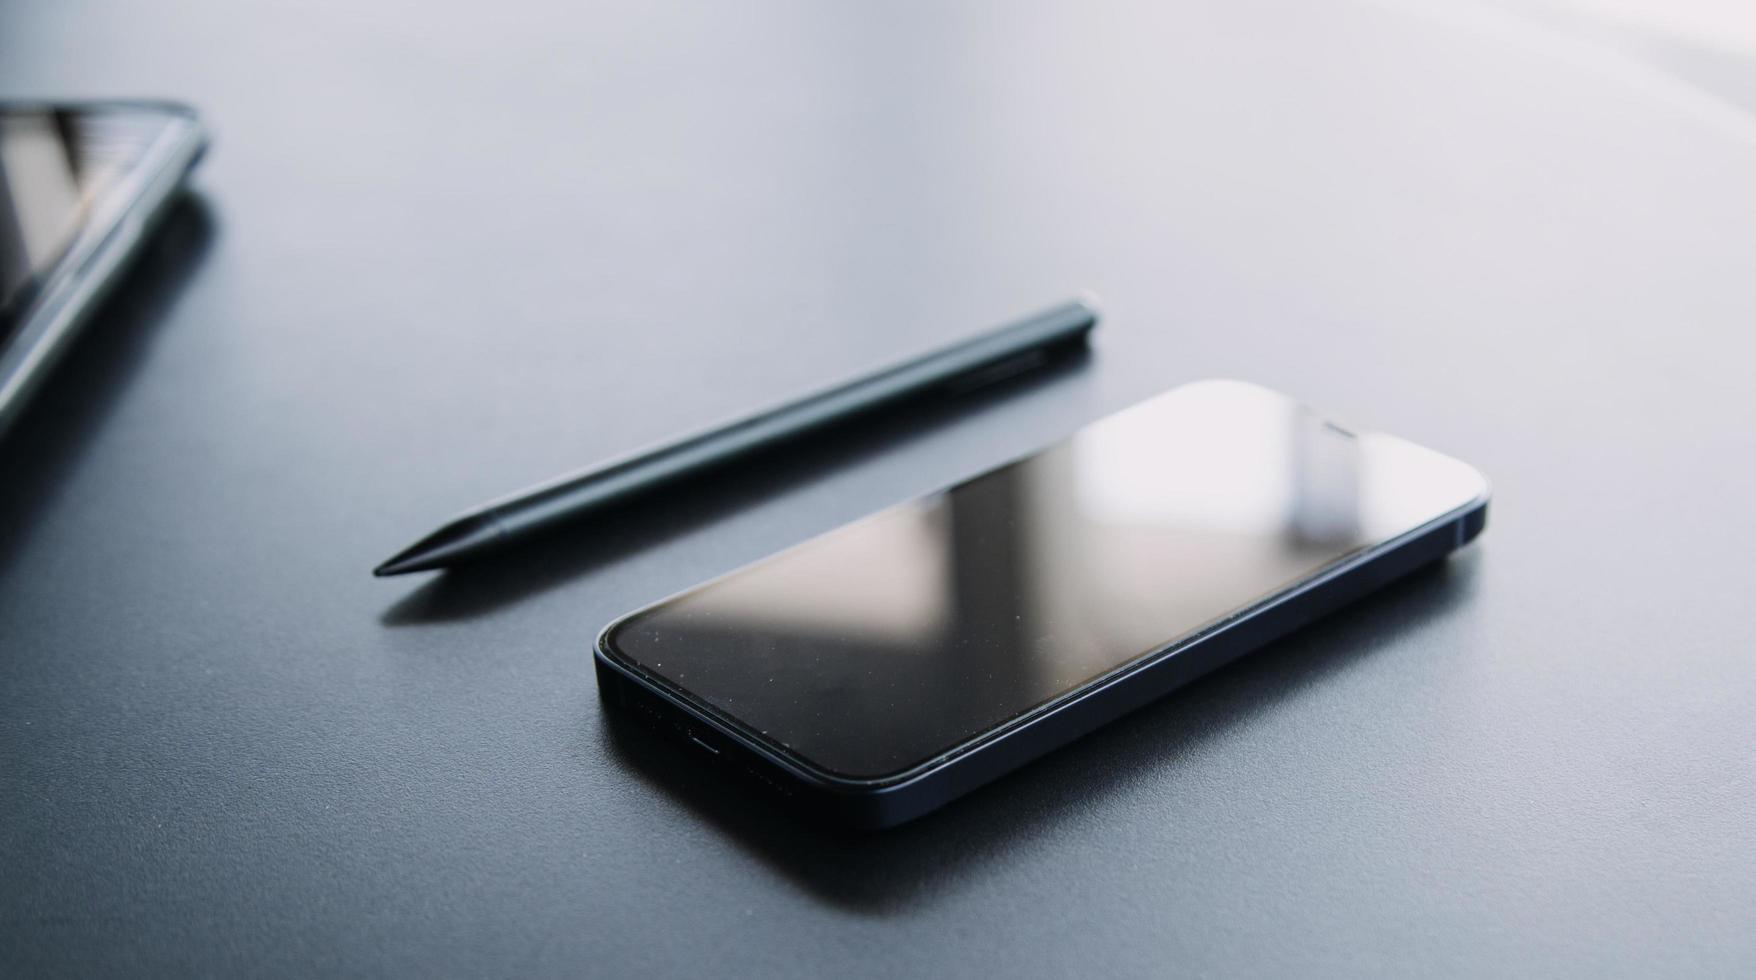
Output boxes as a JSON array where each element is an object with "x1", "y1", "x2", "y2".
[{"x1": 595, "y1": 500, "x2": 1486, "y2": 829}]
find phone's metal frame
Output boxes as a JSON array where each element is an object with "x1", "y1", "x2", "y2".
[
  {"x1": 0, "y1": 100, "x2": 206, "y2": 439},
  {"x1": 595, "y1": 431, "x2": 1489, "y2": 829}
]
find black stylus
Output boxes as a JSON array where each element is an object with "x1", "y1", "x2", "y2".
[{"x1": 373, "y1": 297, "x2": 1099, "y2": 576}]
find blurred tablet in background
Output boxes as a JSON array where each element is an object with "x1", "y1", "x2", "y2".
[{"x1": 0, "y1": 100, "x2": 205, "y2": 440}]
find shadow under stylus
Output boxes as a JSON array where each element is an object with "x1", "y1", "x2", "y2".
[
  {"x1": 378, "y1": 346, "x2": 1095, "y2": 627},
  {"x1": 596, "y1": 553, "x2": 1481, "y2": 915}
]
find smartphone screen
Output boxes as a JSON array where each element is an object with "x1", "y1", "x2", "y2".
[
  {"x1": 602, "y1": 380, "x2": 1486, "y2": 783},
  {"x1": 0, "y1": 106, "x2": 177, "y2": 337},
  {"x1": 0, "y1": 102, "x2": 203, "y2": 439}
]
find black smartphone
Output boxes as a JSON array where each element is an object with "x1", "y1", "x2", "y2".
[
  {"x1": 0, "y1": 100, "x2": 206, "y2": 439},
  {"x1": 595, "y1": 379, "x2": 1489, "y2": 828}
]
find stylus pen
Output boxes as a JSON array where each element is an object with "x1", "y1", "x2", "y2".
[{"x1": 372, "y1": 297, "x2": 1099, "y2": 576}]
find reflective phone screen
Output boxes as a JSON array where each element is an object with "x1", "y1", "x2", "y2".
[{"x1": 604, "y1": 380, "x2": 1486, "y2": 781}]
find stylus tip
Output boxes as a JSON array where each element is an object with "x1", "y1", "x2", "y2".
[{"x1": 372, "y1": 514, "x2": 503, "y2": 576}]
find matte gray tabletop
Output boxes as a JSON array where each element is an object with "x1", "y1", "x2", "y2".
[{"x1": 4, "y1": 1, "x2": 1754, "y2": 975}]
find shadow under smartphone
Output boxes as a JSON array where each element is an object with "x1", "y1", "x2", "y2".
[
  {"x1": 595, "y1": 553, "x2": 1481, "y2": 914},
  {"x1": 0, "y1": 194, "x2": 216, "y2": 574}
]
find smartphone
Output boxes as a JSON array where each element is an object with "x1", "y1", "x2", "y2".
[
  {"x1": 595, "y1": 379, "x2": 1489, "y2": 828},
  {"x1": 0, "y1": 100, "x2": 206, "y2": 439}
]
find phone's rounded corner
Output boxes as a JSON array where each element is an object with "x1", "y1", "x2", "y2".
[
  {"x1": 115, "y1": 100, "x2": 208, "y2": 160},
  {"x1": 801, "y1": 763, "x2": 947, "y2": 830},
  {"x1": 1459, "y1": 483, "x2": 1491, "y2": 546},
  {"x1": 593, "y1": 611, "x2": 644, "y2": 674},
  {"x1": 158, "y1": 105, "x2": 210, "y2": 159},
  {"x1": 1462, "y1": 463, "x2": 1493, "y2": 512},
  {"x1": 1469, "y1": 482, "x2": 1493, "y2": 516},
  {"x1": 588, "y1": 635, "x2": 931, "y2": 828},
  {"x1": 768, "y1": 757, "x2": 936, "y2": 830},
  {"x1": 160, "y1": 99, "x2": 202, "y2": 122}
]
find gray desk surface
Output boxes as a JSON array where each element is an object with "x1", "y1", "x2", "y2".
[{"x1": 4, "y1": 1, "x2": 1754, "y2": 975}]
